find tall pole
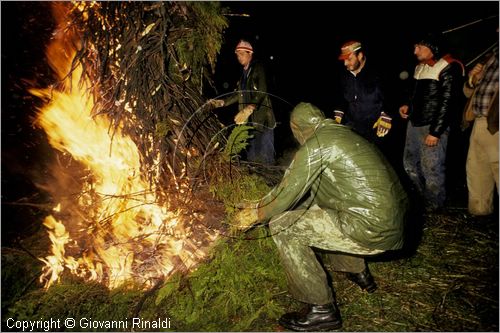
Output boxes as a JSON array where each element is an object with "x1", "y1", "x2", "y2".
[{"x1": 441, "y1": 15, "x2": 498, "y2": 34}]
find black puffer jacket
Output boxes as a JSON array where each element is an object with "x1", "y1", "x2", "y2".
[{"x1": 408, "y1": 55, "x2": 464, "y2": 137}]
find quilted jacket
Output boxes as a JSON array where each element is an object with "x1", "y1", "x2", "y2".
[{"x1": 407, "y1": 56, "x2": 464, "y2": 137}]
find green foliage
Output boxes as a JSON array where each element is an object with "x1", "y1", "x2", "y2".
[
  {"x1": 157, "y1": 228, "x2": 287, "y2": 331},
  {"x1": 1, "y1": 248, "x2": 42, "y2": 314},
  {"x1": 209, "y1": 173, "x2": 270, "y2": 215},
  {"x1": 204, "y1": 129, "x2": 271, "y2": 215},
  {"x1": 6, "y1": 278, "x2": 142, "y2": 332},
  {"x1": 155, "y1": 121, "x2": 171, "y2": 138},
  {"x1": 172, "y1": 2, "x2": 228, "y2": 88},
  {"x1": 222, "y1": 125, "x2": 254, "y2": 162},
  {"x1": 4, "y1": 229, "x2": 288, "y2": 332},
  {"x1": 155, "y1": 274, "x2": 181, "y2": 306}
]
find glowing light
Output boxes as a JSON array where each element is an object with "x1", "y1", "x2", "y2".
[{"x1": 31, "y1": 3, "x2": 218, "y2": 290}]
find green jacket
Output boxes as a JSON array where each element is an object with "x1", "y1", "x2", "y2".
[
  {"x1": 224, "y1": 61, "x2": 275, "y2": 131},
  {"x1": 258, "y1": 103, "x2": 408, "y2": 250}
]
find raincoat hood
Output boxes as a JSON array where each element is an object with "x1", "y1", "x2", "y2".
[{"x1": 290, "y1": 102, "x2": 325, "y2": 144}]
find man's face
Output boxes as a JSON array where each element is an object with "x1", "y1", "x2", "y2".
[
  {"x1": 343, "y1": 52, "x2": 363, "y2": 72},
  {"x1": 414, "y1": 44, "x2": 434, "y2": 62},
  {"x1": 235, "y1": 50, "x2": 252, "y2": 67}
]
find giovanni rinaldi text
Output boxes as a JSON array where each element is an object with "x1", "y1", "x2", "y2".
[{"x1": 6, "y1": 317, "x2": 172, "y2": 331}]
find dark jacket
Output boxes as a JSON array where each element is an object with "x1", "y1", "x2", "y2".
[
  {"x1": 407, "y1": 55, "x2": 464, "y2": 137},
  {"x1": 224, "y1": 60, "x2": 275, "y2": 131},
  {"x1": 337, "y1": 63, "x2": 385, "y2": 140},
  {"x1": 258, "y1": 103, "x2": 408, "y2": 250}
]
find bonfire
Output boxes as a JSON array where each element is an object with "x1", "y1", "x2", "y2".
[{"x1": 29, "y1": 2, "x2": 230, "y2": 290}]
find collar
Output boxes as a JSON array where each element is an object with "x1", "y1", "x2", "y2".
[
  {"x1": 421, "y1": 58, "x2": 437, "y2": 66},
  {"x1": 243, "y1": 60, "x2": 255, "y2": 72}
]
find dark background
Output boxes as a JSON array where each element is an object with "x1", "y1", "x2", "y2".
[
  {"x1": 211, "y1": 1, "x2": 498, "y2": 156},
  {"x1": 214, "y1": 1, "x2": 498, "y2": 109},
  {"x1": 2, "y1": 2, "x2": 57, "y2": 245},
  {"x1": 1, "y1": 2, "x2": 499, "y2": 244}
]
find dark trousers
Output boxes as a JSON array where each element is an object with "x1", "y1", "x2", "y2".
[{"x1": 246, "y1": 127, "x2": 275, "y2": 165}]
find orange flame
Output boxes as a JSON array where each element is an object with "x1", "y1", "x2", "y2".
[{"x1": 31, "y1": 3, "x2": 218, "y2": 289}]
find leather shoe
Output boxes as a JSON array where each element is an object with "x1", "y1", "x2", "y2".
[
  {"x1": 346, "y1": 267, "x2": 377, "y2": 293},
  {"x1": 278, "y1": 303, "x2": 342, "y2": 331}
]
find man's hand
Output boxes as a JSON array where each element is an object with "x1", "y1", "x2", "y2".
[
  {"x1": 468, "y1": 63, "x2": 485, "y2": 87},
  {"x1": 373, "y1": 112, "x2": 392, "y2": 137},
  {"x1": 233, "y1": 208, "x2": 259, "y2": 231},
  {"x1": 399, "y1": 105, "x2": 409, "y2": 119},
  {"x1": 333, "y1": 110, "x2": 344, "y2": 124},
  {"x1": 424, "y1": 134, "x2": 439, "y2": 147},
  {"x1": 234, "y1": 105, "x2": 255, "y2": 124},
  {"x1": 208, "y1": 99, "x2": 225, "y2": 108}
]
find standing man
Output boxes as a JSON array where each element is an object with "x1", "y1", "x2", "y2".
[
  {"x1": 210, "y1": 39, "x2": 276, "y2": 165},
  {"x1": 399, "y1": 34, "x2": 464, "y2": 212},
  {"x1": 462, "y1": 43, "x2": 499, "y2": 216},
  {"x1": 334, "y1": 40, "x2": 392, "y2": 144},
  {"x1": 235, "y1": 103, "x2": 408, "y2": 331}
]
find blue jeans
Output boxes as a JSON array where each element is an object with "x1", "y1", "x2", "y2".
[
  {"x1": 246, "y1": 127, "x2": 275, "y2": 165},
  {"x1": 403, "y1": 123, "x2": 449, "y2": 209}
]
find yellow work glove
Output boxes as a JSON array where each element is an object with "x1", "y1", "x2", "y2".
[
  {"x1": 208, "y1": 99, "x2": 225, "y2": 108},
  {"x1": 232, "y1": 207, "x2": 259, "y2": 231},
  {"x1": 333, "y1": 110, "x2": 344, "y2": 124},
  {"x1": 234, "y1": 105, "x2": 255, "y2": 125},
  {"x1": 373, "y1": 112, "x2": 392, "y2": 137}
]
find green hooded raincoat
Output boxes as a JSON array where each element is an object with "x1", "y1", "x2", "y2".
[{"x1": 258, "y1": 102, "x2": 408, "y2": 250}]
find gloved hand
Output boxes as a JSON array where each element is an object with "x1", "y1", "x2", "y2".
[
  {"x1": 208, "y1": 99, "x2": 225, "y2": 108},
  {"x1": 333, "y1": 110, "x2": 344, "y2": 124},
  {"x1": 234, "y1": 105, "x2": 255, "y2": 125},
  {"x1": 373, "y1": 112, "x2": 392, "y2": 137},
  {"x1": 232, "y1": 207, "x2": 259, "y2": 231}
]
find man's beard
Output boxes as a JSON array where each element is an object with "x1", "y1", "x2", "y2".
[{"x1": 350, "y1": 60, "x2": 361, "y2": 72}]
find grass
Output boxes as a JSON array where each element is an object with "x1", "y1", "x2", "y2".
[{"x1": 331, "y1": 210, "x2": 498, "y2": 331}]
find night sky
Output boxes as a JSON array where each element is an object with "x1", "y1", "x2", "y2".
[
  {"x1": 213, "y1": 1, "x2": 498, "y2": 109},
  {"x1": 1, "y1": 2, "x2": 499, "y2": 242}
]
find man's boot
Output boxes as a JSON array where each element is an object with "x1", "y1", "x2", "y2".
[
  {"x1": 278, "y1": 302, "x2": 342, "y2": 331},
  {"x1": 346, "y1": 266, "x2": 377, "y2": 293}
]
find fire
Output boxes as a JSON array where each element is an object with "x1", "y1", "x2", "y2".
[{"x1": 31, "y1": 3, "x2": 218, "y2": 289}]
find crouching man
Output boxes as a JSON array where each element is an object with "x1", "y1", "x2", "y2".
[{"x1": 235, "y1": 102, "x2": 408, "y2": 331}]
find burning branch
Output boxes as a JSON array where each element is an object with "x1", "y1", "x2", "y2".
[{"x1": 30, "y1": 2, "x2": 229, "y2": 290}]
